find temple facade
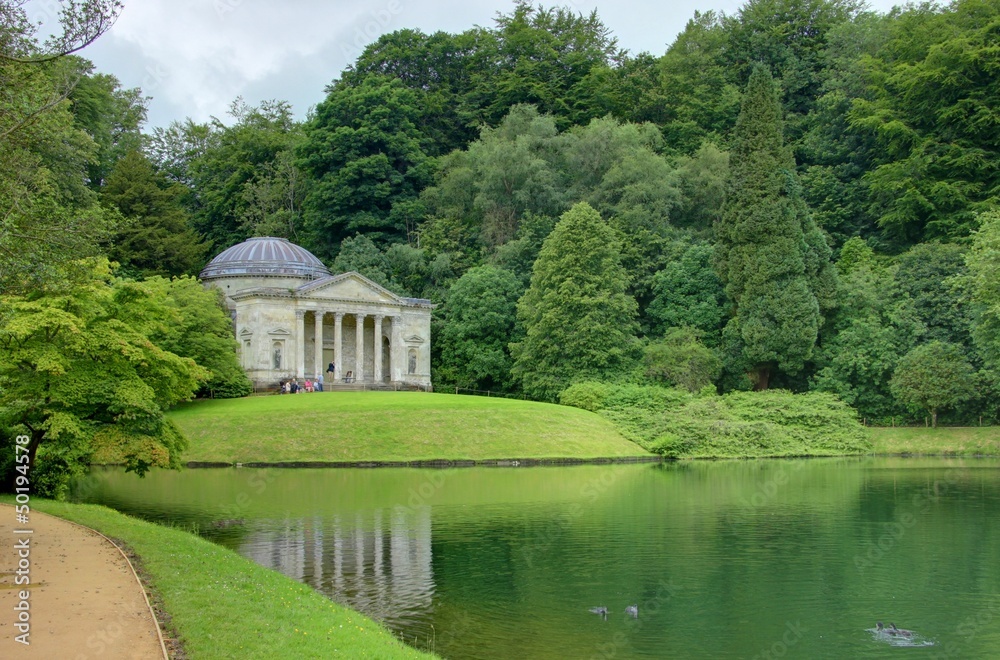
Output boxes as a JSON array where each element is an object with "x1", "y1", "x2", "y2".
[{"x1": 200, "y1": 237, "x2": 433, "y2": 390}]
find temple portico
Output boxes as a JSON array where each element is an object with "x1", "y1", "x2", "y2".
[{"x1": 201, "y1": 237, "x2": 433, "y2": 390}]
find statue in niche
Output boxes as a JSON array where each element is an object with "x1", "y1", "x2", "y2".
[
  {"x1": 408, "y1": 349, "x2": 417, "y2": 374},
  {"x1": 273, "y1": 345, "x2": 282, "y2": 369}
]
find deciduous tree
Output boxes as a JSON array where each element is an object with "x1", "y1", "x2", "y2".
[
  {"x1": 890, "y1": 341, "x2": 976, "y2": 427},
  {"x1": 0, "y1": 260, "x2": 205, "y2": 496},
  {"x1": 435, "y1": 265, "x2": 524, "y2": 392}
]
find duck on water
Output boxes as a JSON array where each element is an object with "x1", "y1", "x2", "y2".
[{"x1": 875, "y1": 622, "x2": 914, "y2": 637}]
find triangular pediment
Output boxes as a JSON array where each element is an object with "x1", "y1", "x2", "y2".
[
  {"x1": 404, "y1": 334, "x2": 425, "y2": 344},
  {"x1": 296, "y1": 272, "x2": 403, "y2": 304}
]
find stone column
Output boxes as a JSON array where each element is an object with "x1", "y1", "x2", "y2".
[
  {"x1": 295, "y1": 310, "x2": 305, "y2": 378},
  {"x1": 373, "y1": 315, "x2": 383, "y2": 383},
  {"x1": 355, "y1": 313, "x2": 366, "y2": 382},
  {"x1": 391, "y1": 315, "x2": 403, "y2": 383},
  {"x1": 333, "y1": 312, "x2": 344, "y2": 381},
  {"x1": 313, "y1": 311, "x2": 324, "y2": 379}
]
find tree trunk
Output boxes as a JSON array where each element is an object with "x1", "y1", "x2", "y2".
[
  {"x1": 27, "y1": 429, "x2": 44, "y2": 475},
  {"x1": 931, "y1": 410, "x2": 938, "y2": 428},
  {"x1": 751, "y1": 365, "x2": 771, "y2": 391}
]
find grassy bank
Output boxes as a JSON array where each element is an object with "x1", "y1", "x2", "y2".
[
  {"x1": 140, "y1": 392, "x2": 650, "y2": 464},
  {"x1": 13, "y1": 499, "x2": 435, "y2": 659},
  {"x1": 869, "y1": 426, "x2": 1000, "y2": 456}
]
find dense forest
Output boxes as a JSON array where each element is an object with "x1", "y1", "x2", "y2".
[{"x1": 4, "y1": 0, "x2": 1000, "y2": 490}]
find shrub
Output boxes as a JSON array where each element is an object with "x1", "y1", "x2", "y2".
[
  {"x1": 559, "y1": 381, "x2": 611, "y2": 411},
  {"x1": 587, "y1": 384, "x2": 870, "y2": 458}
]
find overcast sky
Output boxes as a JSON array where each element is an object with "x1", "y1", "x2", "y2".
[{"x1": 46, "y1": 0, "x2": 904, "y2": 130}]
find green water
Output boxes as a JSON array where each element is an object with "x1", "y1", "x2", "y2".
[{"x1": 76, "y1": 458, "x2": 1000, "y2": 658}]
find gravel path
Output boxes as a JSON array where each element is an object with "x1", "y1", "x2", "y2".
[{"x1": 0, "y1": 504, "x2": 166, "y2": 659}]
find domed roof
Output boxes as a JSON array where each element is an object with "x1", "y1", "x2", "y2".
[{"x1": 200, "y1": 237, "x2": 330, "y2": 280}]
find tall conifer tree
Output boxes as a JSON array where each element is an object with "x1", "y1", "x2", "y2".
[
  {"x1": 511, "y1": 202, "x2": 639, "y2": 401},
  {"x1": 715, "y1": 64, "x2": 835, "y2": 389}
]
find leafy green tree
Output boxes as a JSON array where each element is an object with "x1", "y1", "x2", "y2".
[
  {"x1": 654, "y1": 11, "x2": 740, "y2": 155},
  {"x1": 330, "y1": 234, "x2": 396, "y2": 291},
  {"x1": 190, "y1": 99, "x2": 302, "y2": 250},
  {"x1": 0, "y1": 0, "x2": 122, "y2": 63},
  {"x1": 338, "y1": 28, "x2": 486, "y2": 155},
  {"x1": 485, "y1": 1, "x2": 623, "y2": 129},
  {"x1": 643, "y1": 327, "x2": 722, "y2": 392},
  {"x1": 965, "y1": 211, "x2": 1000, "y2": 370},
  {"x1": 0, "y1": 53, "x2": 113, "y2": 293},
  {"x1": 647, "y1": 242, "x2": 726, "y2": 343},
  {"x1": 848, "y1": 0, "x2": 1000, "y2": 245},
  {"x1": 300, "y1": 76, "x2": 432, "y2": 257},
  {"x1": 101, "y1": 150, "x2": 207, "y2": 277},
  {"x1": 715, "y1": 64, "x2": 835, "y2": 389},
  {"x1": 813, "y1": 243, "x2": 924, "y2": 422},
  {"x1": 140, "y1": 276, "x2": 251, "y2": 399},
  {"x1": 894, "y1": 242, "x2": 971, "y2": 347},
  {"x1": 511, "y1": 202, "x2": 639, "y2": 401},
  {"x1": 435, "y1": 265, "x2": 524, "y2": 392},
  {"x1": 419, "y1": 105, "x2": 566, "y2": 262},
  {"x1": 671, "y1": 141, "x2": 730, "y2": 231},
  {"x1": 0, "y1": 260, "x2": 205, "y2": 497},
  {"x1": 145, "y1": 118, "x2": 214, "y2": 186},
  {"x1": 723, "y1": 0, "x2": 862, "y2": 141},
  {"x1": 68, "y1": 66, "x2": 147, "y2": 189},
  {"x1": 890, "y1": 341, "x2": 976, "y2": 427},
  {"x1": 236, "y1": 148, "x2": 307, "y2": 241}
]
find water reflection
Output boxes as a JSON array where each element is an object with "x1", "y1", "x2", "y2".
[{"x1": 240, "y1": 508, "x2": 435, "y2": 629}]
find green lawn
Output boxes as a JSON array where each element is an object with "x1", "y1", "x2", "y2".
[
  {"x1": 869, "y1": 426, "x2": 1000, "y2": 456},
  {"x1": 156, "y1": 392, "x2": 651, "y2": 464},
  {"x1": 6, "y1": 499, "x2": 435, "y2": 659}
]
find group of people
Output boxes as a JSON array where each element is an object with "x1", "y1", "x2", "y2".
[
  {"x1": 279, "y1": 362, "x2": 336, "y2": 394},
  {"x1": 280, "y1": 376, "x2": 323, "y2": 394}
]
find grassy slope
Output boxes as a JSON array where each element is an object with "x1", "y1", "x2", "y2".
[
  {"x1": 14, "y1": 499, "x2": 435, "y2": 659},
  {"x1": 163, "y1": 392, "x2": 650, "y2": 464},
  {"x1": 869, "y1": 426, "x2": 1000, "y2": 455}
]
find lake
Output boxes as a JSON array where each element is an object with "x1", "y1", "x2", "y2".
[{"x1": 74, "y1": 458, "x2": 1000, "y2": 658}]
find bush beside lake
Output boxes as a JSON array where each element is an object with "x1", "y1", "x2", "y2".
[{"x1": 561, "y1": 383, "x2": 872, "y2": 458}]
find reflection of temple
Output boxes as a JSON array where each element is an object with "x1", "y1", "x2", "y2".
[
  {"x1": 241, "y1": 507, "x2": 434, "y2": 622},
  {"x1": 200, "y1": 237, "x2": 433, "y2": 389}
]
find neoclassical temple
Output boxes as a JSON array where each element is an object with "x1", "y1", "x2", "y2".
[{"x1": 200, "y1": 237, "x2": 433, "y2": 390}]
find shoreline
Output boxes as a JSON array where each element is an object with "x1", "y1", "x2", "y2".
[{"x1": 86, "y1": 450, "x2": 1000, "y2": 472}]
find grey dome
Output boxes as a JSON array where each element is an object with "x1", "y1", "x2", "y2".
[{"x1": 200, "y1": 237, "x2": 330, "y2": 280}]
